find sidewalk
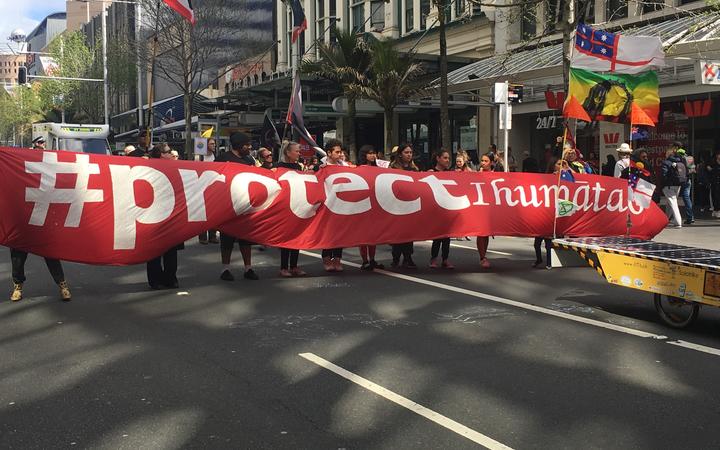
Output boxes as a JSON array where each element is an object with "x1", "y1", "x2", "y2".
[{"x1": 653, "y1": 218, "x2": 720, "y2": 249}]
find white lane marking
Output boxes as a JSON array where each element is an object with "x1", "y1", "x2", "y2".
[
  {"x1": 299, "y1": 352, "x2": 514, "y2": 450},
  {"x1": 298, "y1": 252, "x2": 720, "y2": 357},
  {"x1": 421, "y1": 240, "x2": 513, "y2": 256},
  {"x1": 299, "y1": 251, "x2": 664, "y2": 339},
  {"x1": 666, "y1": 340, "x2": 720, "y2": 356}
]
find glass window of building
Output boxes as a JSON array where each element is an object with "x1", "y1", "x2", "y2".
[
  {"x1": 317, "y1": 0, "x2": 324, "y2": 18},
  {"x1": 330, "y1": 0, "x2": 336, "y2": 16},
  {"x1": 455, "y1": 0, "x2": 467, "y2": 17},
  {"x1": 579, "y1": 0, "x2": 594, "y2": 23},
  {"x1": 606, "y1": 0, "x2": 628, "y2": 21},
  {"x1": 371, "y1": 1, "x2": 384, "y2": 29},
  {"x1": 405, "y1": 0, "x2": 414, "y2": 33},
  {"x1": 545, "y1": 0, "x2": 559, "y2": 32},
  {"x1": 352, "y1": 1, "x2": 365, "y2": 32},
  {"x1": 642, "y1": 0, "x2": 664, "y2": 13},
  {"x1": 520, "y1": 3, "x2": 537, "y2": 40},
  {"x1": 420, "y1": 0, "x2": 431, "y2": 30}
]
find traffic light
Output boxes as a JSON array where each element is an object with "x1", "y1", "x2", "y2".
[{"x1": 17, "y1": 66, "x2": 27, "y2": 85}]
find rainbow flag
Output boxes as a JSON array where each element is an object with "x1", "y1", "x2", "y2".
[{"x1": 568, "y1": 68, "x2": 659, "y2": 124}]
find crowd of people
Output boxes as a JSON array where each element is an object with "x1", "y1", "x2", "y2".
[{"x1": 8, "y1": 131, "x2": 720, "y2": 302}]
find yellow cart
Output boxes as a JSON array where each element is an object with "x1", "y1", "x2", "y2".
[{"x1": 554, "y1": 237, "x2": 720, "y2": 328}]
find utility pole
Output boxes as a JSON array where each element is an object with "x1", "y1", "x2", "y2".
[
  {"x1": 136, "y1": 1, "x2": 143, "y2": 130},
  {"x1": 102, "y1": 4, "x2": 109, "y2": 125}
]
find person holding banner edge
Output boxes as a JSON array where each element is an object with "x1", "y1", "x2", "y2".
[{"x1": 216, "y1": 132, "x2": 260, "y2": 281}]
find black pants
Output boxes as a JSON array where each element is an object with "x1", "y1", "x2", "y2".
[
  {"x1": 147, "y1": 248, "x2": 178, "y2": 287},
  {"x1": 321, "y1": 248, "x2": 343, "y2": 259},
  {"x1": 391, "y1": 243, "x2": 414, "y2": 261},
  {"x1": 534, "y1": 238, "x2": 552, "y2": 265},
  {"x1": 431, "y1": 238, "x2": 450, "y2": 260},
  {"x1": 712, "y1": 184, "x2": 720, "y2": 211},
  {"x1": 10, "y1": 249, "x2": 64, "y2": 284},
  {"x1": 198, "y1": 230, "x2": 218, "y2": 241},
  {"x1": 280, "y1": 248, "x2": 299, "y2": 269}
]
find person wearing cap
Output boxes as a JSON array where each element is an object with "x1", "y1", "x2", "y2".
[
  {"x1": 31, "y1": 136, "x2": 46, "y2": 150},
  {"x1": 215, "y1": 132, "x2": 260, "y2": 281},
  {"x1": 9, "y1": 137, "x2": 71, "y2": 302},
  {"x1": 672, "y1": 141, "x2": 695, "y2": 224},
  {"x1": 614, "y1": 143, "x2": 632, "y2": 177}
]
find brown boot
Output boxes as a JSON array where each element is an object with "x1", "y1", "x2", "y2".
[
  {"x1": 58, "y1": 281, "x2": 72, "y2": 302},
  {"x1": 10, "y1": 283, "x2": 22, "y2": 302}
]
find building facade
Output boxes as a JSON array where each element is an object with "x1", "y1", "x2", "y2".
[
  {"x1": 0, "y1": 54, "x2": 25, "y2": 87},
  {"x1": 25, "y1": 13, "x2": 67, "y2": 76},
  {"x1": 66, "y1": 0, "x2": 110, "y2": 32}
]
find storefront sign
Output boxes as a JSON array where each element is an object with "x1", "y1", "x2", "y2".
[
  {"x1": 535, "y1": 115, "x2": 563, "y2": 130},
  {"x1": 698, "y1": 61, "x2": 720, "y2": 85},
  {"x1": 0, "y1": 147, "x2": 668, "y2": 265},
  {"x1": 597, "y1": 122, "x2": 626, "y2": 171}
]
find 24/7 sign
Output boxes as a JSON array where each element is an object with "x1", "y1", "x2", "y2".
[{"x1": 699, "y1": 61, "x2": 720, "y2": 85}]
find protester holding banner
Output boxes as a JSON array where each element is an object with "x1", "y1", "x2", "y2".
[
  {"x1": 429, "y1": 150, "x2": 454, "y2": 269},
  {"x1": 455, "y1": 150, "x2": 473, "y2": 172},
  {"x1": 357, "y1": 145, "x2": 384, "y2": 271},
  {"x1": 197, "y1": 138, "x2": 219, "y2": 245},
  {"x1": 275, "y1": 141, "x2": 308, "y2": 277},
  {"x1": 476, "y1": 153, "x2": 494, "y2": 269},
  {"x1": 533, "y1": 160, "x2": 558, "y2": 269},
  {"x1": 8, "y1": 138, "x2": 71, "y2": 302},
  {"x1": 146, "y1": 143, "x2": 183, "y2": 289},
  {"x1": 321, "y1": 139, "x2": 347, "y2": 272},
  {"x1": 216, "y1": 132, "x2": 260, "y2": 281},
  {"x1": 390, "y1": 144, "x2": 420, "y2": 269}
]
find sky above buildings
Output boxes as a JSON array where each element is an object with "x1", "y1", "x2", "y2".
[{"x1": 0, "y1": 0, "x2": 65, "y2": 53}]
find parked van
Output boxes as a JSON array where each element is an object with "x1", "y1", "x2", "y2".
[{"x1": 32, "y1": 123, "x2": 111, "y2": 154}]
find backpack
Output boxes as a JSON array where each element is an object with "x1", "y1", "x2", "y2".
[{"x1": 665, "y1": 159, "x2": 688, "y2": 185}]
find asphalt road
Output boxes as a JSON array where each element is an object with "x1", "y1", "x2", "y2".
[{"x1": 1, "y1": 227, "x2": 720, "y2": 449}]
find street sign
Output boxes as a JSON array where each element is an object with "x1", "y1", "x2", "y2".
[
  {"x1": 698, "y1": 61, "x2": 720, "y2": 85},
  {"x1": 499, "y1": 104, "x2": 512, "y2": 130},
  {"x1": 508, "y1": 84, "x2": 523, "y2": 103}
]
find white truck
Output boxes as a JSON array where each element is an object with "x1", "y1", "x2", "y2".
[{"x1": 32, "y1": 123, "x2": 111, "y2": 154}]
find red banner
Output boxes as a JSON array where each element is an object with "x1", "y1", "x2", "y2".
[{"x1": 0, "y1": 148, "x2": 667, "y2": 265}]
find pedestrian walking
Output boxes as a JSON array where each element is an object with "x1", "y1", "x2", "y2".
[
  {"x1": 215, "y1": 132, "x2": 260, "y2": 281},
  {"x1": 661, "y1": 145, "x2": 687, "y2": 228},
  {"x1": 428, "y1": 149, "x2": 454, "y2": 269},
  {"x1": 673, "y1": 142, "x2": 695, "y2": 224},
  {"x1": 707, "y1": 152, "x2": 720, "y2": 218},
  {"x1": 614, "y1": 143, "x2": 632, "y2": 177}
]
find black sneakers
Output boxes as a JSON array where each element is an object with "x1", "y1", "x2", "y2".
[
  {"x1": 244, "y1": 269, "x2": 259, "y2": 280},
  {"x1": 220, "y1": 269, "x2": 235, "y2": 281}
]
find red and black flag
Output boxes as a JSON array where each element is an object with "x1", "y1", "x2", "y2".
[
  {"x1": 261, "y1": 112, "x2": 281, "y2": 151},
  {"x1": 290, "y1": 0, "x2": 307, "y2": 44},
  {"x1": 163, "y1": 0, "x2": 195, "y2": 24}
]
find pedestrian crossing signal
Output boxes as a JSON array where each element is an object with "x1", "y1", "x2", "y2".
[{"x1": 17, "y1": 66, "x2": 27, "y2": 85}]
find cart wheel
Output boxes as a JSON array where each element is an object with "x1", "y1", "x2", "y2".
[{"x1": 653, "y1": 294, "x2": 700, "y2": 329}]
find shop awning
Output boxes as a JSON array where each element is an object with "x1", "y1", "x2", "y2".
[{"x1": 444, "y1": 13, "x2": 720, "y2": 94}]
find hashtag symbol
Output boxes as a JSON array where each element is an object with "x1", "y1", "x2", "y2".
[{"x1": 24, "y1": 151, "x2": 104, "y2": 227}]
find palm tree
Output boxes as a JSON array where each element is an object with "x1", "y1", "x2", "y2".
[
  {"x1": 432, "y1": 0, "x2": 451, "y2": 152},
  {"x1": 300, "y1": 27, "x2": 371, "y2": 159},
  {"x1": 350, "y1": 39, "x2": 425, "y2": 152}
]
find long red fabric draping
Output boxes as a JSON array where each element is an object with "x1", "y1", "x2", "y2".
[{"x1": 0, "y1": 148, "x2": 667, "y2": 265}]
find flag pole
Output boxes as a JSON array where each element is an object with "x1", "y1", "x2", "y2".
[
  {"x1": 552, "y1": 122, "x2": 570, "y2": 239},
  {"x1": 146, "y1": 0, "x2": 162, "y2": 148}
]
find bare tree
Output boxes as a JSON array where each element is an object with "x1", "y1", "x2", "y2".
[{"x1": 137, "y1": 0, "x2": 271, "y2": 156}]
